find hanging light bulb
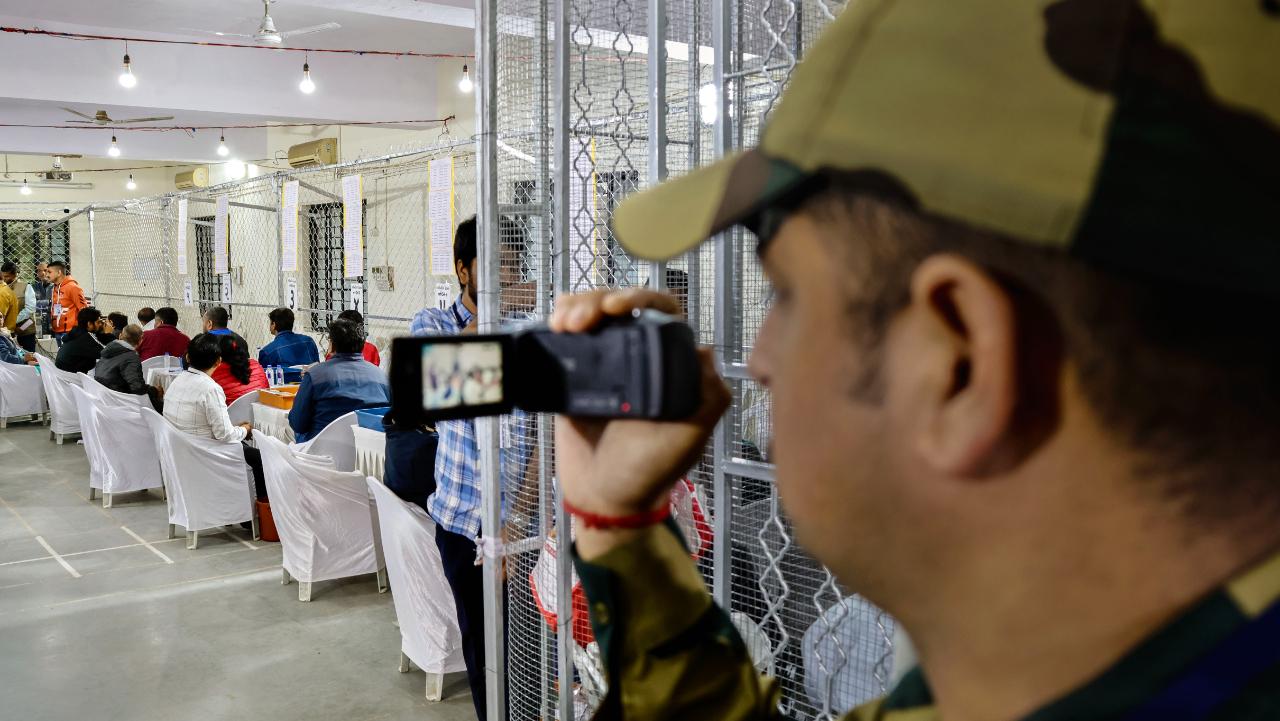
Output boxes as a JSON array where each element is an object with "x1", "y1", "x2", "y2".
[
  {"x1": 118, "y1": 44, "x2": 137, "y2": 88},
  {"x1": 107, "y1": 135, "x2": 121, "y2": 157},
  {"x1": 126, "y1": 174, "x2": 137, "y2": 191},
  {"x1": 298, "y1": 55, "x2": 316, "y2": 94},
  {"x1": 19, "y1": 179, "x2": 32, "y2": 196},
  {"x1": 217, "y1": 132, "x2": 230, "y2": 157},
  {"x1": 458, "y1": 64, "x2": 473, "y2": 93},
  {"x1": 699, "y1": 83, "x2": 718, "y2": 126}
]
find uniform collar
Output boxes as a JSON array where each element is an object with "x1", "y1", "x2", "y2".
[{"x1": 881, "y1": 546, "x2": 1280, "y2": 721}]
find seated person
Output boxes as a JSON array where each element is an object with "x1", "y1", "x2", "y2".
[
  {"x1": 95, "y1": 323, "x2": 164, "y2": 411},
  {"x1": 138, "y1": 306, "x2": 189, "y2": 362},
  {"x1": 323, "y1": 310, "x2": 381, "y2": 366},
  {"x1": 0, "y1": 330, "x2": 36, "y2": 366},
  {"x1": 288, "y1": 317, "x2": 390, "y2": 443},
  {"x1": 107, "y1": 312, "x2": 129, "y2": 337},
  {"x1": 163, "y1": 333, "x2": 266, "y2": 499},
  {"x1": 210, "y1": 334, "x2": 268, "y2": 405},
  {"x1": 202, "y1": 306, "x2": 251, "y2": 354},
  {"x1": 138, "y1": 307, "x2": 156, "y2": 331},
  {"x1": 55, "y1": 308, "x2": 115, "y2": 374},
  {"x1": 258, "y1": 307, "x2": 319, "y2": 383}
]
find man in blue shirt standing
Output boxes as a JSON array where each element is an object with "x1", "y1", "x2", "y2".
[
  {"x1": 259, "y1": 307, "x2": 320, "y2": 383},
  {"x1": 287, "y1": 317, "x2": 389, "y2": 442}
]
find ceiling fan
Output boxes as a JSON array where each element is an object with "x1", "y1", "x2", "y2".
[
  {"x1": 197, "y1": 0, "x2": 341, "y2": 45},
  {"x1": 61, "y1": 108, "x2": 174, "y2": 125}
]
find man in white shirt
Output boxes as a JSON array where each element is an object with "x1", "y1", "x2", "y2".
[
  {"x1": 138, "y1": 307, "x2": 156, "y2": 331},
  {"x1": 162, "y1": 332, "x2": 267, "y2": 499}
]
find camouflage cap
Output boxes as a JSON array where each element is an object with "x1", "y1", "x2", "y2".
[{"x1": 614, "y1": 0, "x2": 1280, "y2": 295}]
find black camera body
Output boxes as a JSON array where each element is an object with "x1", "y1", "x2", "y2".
[{"x1": 390, "y1": 310, "x2": 702, "y2": 425}]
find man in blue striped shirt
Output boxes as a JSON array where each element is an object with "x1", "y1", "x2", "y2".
[{"x1": 409, "y1": 217, "x2": 533, "y2": 721}]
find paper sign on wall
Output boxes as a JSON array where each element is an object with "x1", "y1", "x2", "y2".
[
  {"x1": 183, "y1": 279, "x2": 193, "y2": 307},
  {"x1": 176, "y1": 198, "x2": 189, "y2": 275},
  {"x1": 220, "y1": 273, "x2": 232, "y2": 304},
  {"x1": 350, "y1": 281, "x2": 364, "y2": 315},
  {"x1": 428, "y1": 157, "x2": 455, "y2": 276},
  {"x1": 435, "y1": 282, "x2": 452, "y2": 311},
  {"x1": 286, "y1": 277, "x2": 298, "y2": 311},
  {"x1": 281, "y1": 180, "x2": 299, "y2": 272},
  {"x1": 341, "y1": 175, "x2": 363, "y2": 278},
  {"x1": 214, "y1": 194, "x2": 229, "y2": 275}
]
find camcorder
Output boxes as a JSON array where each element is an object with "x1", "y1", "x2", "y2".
[{"x1": 390, "y1": 310, "x2": 702, "y2": 424}]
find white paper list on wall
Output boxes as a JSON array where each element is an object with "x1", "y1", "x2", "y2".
[
  {"x1": 350, "y1": 281, "x2": 364, "y2": 314},
  {"x1": 435, "y1": 282, "x2": 452, "y2": 311},
  {"x1": 214, "y1": 194, "x2": 229, "y2": 275},
  {"x1": 428, "y1": 157, "x2": 454, "y2": 276},
  {"x1": 286, "y1": 277, "x2": 298, "y2": 311},
  {"x1": 220, "y1": 273, "x2": 233, "y2": 304},
  {"x1": 183, "y1": 279, "x2": 193, "y2": 307},
  {"x1": 281, "y1": 180, "x2": 300, "y2": 272},
  {"x1": 176, "y1": 198, "x2": 188, "y2": 275},
  {"x1": 341, "y1": 174, "x2": 363, "y2": 278}
]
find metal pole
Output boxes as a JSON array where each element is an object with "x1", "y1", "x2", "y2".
[
  {"x1": 647, "y1": 0, "x2": 669, "y2": 292},
  {"x1": 553, "y1": 0, "x2": 576, "y2": 713},
  {"x1": 687, "y1": 0, "x2": 703, "y2": 334},
  {"x1": 536, "y1": 0, "x2": 556, "y2": 715},
  {"x1": 475, "y1": 0, "x2": 506, "y2": 717},
  {"x1": 88, "y1": 208, "x2": 98, "y2": 305},
  {"x1": 274, "y1": 176, "x2": 286, "y2": 308},
  {"x1": 710, "y1": 0, "x2": 733, "y2": 608}
]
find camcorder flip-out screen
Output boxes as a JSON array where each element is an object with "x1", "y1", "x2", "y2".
[{"x1": 390, "y1": 311, "x2": 701, "y2": 425}]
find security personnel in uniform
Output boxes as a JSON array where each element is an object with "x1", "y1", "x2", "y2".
[{"x1": 551, "y1": 2, "x2": 1280, "y2": 720}]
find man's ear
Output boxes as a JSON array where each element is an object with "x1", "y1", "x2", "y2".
[{"x1": 906, "y1": 254, "x2": 1019, "y2": 478}]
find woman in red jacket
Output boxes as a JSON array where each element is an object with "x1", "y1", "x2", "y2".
[{"x1": 210, "y1": 333, "x2": 268, "y2": 404}]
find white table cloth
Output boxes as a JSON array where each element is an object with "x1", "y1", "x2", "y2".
[
  {"x1": 252, "y1": 403, "x2": 295, "y2": 444},
  {"x1": 146, "y1": 367, "x2": 182, "y2": 392},
  {"x1": 352, "y1": 425, "x2": 387, "y2": 482}
]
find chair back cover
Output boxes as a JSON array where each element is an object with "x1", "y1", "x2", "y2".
[
  {"x1": 141, "y1": 409, "x2": 253, "y2": 532},
  {"x1": 68, "y1": 384, "x2": 110, "y2": 492},
  {"x1": 36, "y1": 355, "x2": 81, "y2": 435},
  {"x1": 227, "y1": 390, "x2": 260, "y2": 426},
  {"x1": 257, "y1": 434, "x2": 380, "y2": 584},
  {"x1": 141, "y1": 355, "x2": 179, "y2": 374},
  {"x1": 291, "y1": 411, "x2": 357, "y2": 472},
  {"x1": 367, "y1": 478, "x2": 466, "y2": 675},
  {"x1": 81, "y1": 374, "x2": 147, "y2": 409},
  {"x1": 0, "y1": 362, "x2": 46, "y2": 419},
  {"x1": 83, "y1": 381, "x2": 164, "y2": 495}
]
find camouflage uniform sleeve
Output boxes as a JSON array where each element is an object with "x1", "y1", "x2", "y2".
[{"x1": 573, "y1": 521, "x2": 784, "y2": 720}]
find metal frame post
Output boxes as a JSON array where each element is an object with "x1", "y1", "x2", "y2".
[
  {"x1": 88, "y1": 209, "x2": 98, "y2": 304},
  {"x1": 647, "y1": 0, "x2": 669, "y2": 292},
  {"x1": 475, "y1": 0, "x2": 506, "y2": 717},
  {"x1": 710, "y1": 0, "x2": 734, "y2": 608}
]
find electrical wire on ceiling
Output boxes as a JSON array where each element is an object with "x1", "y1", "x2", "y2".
[
  {"x1": 0, "y1": 117, "x2": 455, "y2": 132},
  {"x1": 0, "y1": 26, "x2": 473, "y2": 59}
]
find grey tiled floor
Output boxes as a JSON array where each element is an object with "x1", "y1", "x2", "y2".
[{"x1": 0, "y1": 422, "x2": 473, "y2": 721}]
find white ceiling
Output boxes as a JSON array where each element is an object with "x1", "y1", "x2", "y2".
[{"x1": 0, "y1": 0, "x2": 476, "y2": 162}]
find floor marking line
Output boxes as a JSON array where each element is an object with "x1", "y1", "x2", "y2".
[
  {"x1": 0, "y1": 494, "x2": 37, "y2": 535},
  {"x1": 121, "y1": 525, "x2": 174, "y2": 564},
  {"x1": 219, "y1": 528, "x2": 259, "y2": 551},
  {"x1": 34, "y1": 535, "x2": 81, "y2": 578}
]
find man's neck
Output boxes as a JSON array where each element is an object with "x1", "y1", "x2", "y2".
[
  {"x1": 461, "y1": 289, "x2": 477, "y2": 316},
  {"x1": 895, "y1": 468, "x2": 1280, "y2": 721}
]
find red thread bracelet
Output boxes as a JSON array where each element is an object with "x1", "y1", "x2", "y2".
[{"x1": 563, "y1": 498, "x2": 671, "y2": 529}]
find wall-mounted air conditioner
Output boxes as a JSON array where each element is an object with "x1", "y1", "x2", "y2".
[{"x1": 287, "y1": 138, "x2": 338, "y2": 168}]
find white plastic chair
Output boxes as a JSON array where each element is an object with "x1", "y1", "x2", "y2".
[
  {"x1": 291, "y1": 411, "x2": 358, "y2": 472},
  {"x1": 141, "y1": 408, "x2": 259, "y2": 549},
  {"x1": 367, "y1": 478, "x2": 466, "y2": 700},
  {"x1": 69, "y1": 384, "x2": 111, "y2": 502},
  {"x1": 140, "y1": 355, "x2": 180, "y2": 374},
  {"x1": 227, "y1": 390, "x2": 260, "y2": 426},
  {"x1": 35, "y1": 355, "x2": 81, "y2": 443},
  {"x1": 81, "y1": 378, "x2": 164, "y2": 507},
  {"x1": 0, "y1": 361, "x2": 46, "y2": 428},
  {"x1": 257, "y1": 434, "x2": 386, "y2": 602}
]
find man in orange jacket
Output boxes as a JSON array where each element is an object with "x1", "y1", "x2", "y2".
[{"x1": 47, "y1": 260, "x2": 88, "y2": 346}]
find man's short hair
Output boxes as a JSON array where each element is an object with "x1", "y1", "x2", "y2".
[
  {"x1": 76, "y1": 307, "x2": 102, "y2": 330},
  {"x1": 454, "y1": 216, "x2": 477, "y2": 271},
  {"x1": 47, "y1": 260, "x2": 66, "y2": 273},
  {"x1": 107, "y1": 312, "x2": 129, "y2": 333},
  {"x1": 801, "y1": 170, "x2": 1280, "y2": 523},
  {"x1": 137, "y1": 307, "x2": 156, "y2": 324},
  {"x1": 119, "y1": 324, "x2": 144, "y2": 345},
  {"x1": 186, "y1": 333, "x2": 222, "y2": 371},
  {"x1": 328, "y1": 318, "x2": 365, "y2": 354},
  {"x1": 337, "y1": 309, "x2": 364, "y2": 324},
  {"x1": 0, "y1": 262, "x2": 16, "y2": 275},
  {"x1": 155, "y1": 307, "x2": 179, "y2": 326},
  {"x1": 269, "y1": 307, "x2": 295, "y2": 332},
  {"x1": 204, "y1": 306, "x2": 229, "y2": 329}
]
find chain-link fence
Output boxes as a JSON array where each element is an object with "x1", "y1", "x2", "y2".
[{"x1": 481, "y1": 0, "x2": 896, "y2": 720}]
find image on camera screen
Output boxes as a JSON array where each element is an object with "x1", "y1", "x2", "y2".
[{"x1": 421, "y1": 341, "x2": 504, "y2": 410}]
